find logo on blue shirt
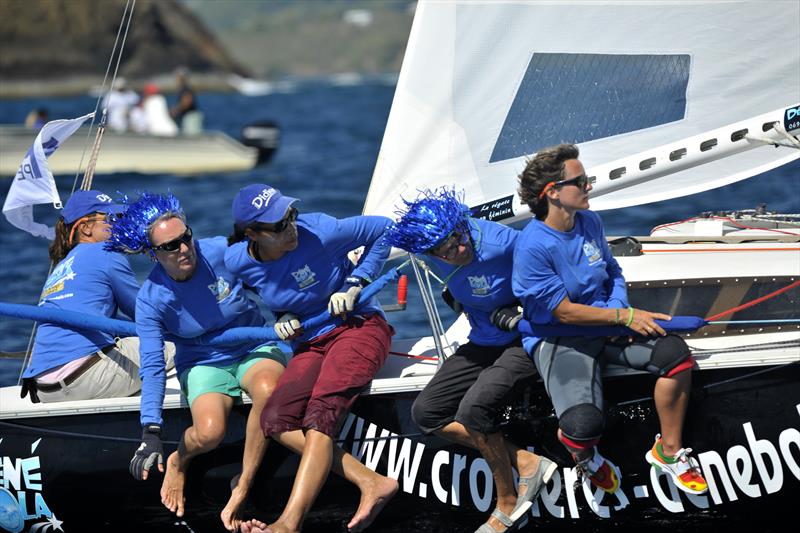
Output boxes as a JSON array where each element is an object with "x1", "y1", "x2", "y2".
[
  {"x1": 468, "y1": 275, "x2": 491, "y2": 297},
  {"x1": 583, "y1": 240, "x2": 602, "y2": 265},
  {"x1": 207, "y1": 276, "x2": 232, "y2": 302},
  {"x1": 291, "y1": 264, "x2": 318, "y2": 289},
  {"x1": 40, "y1": 256, "x2": 76, "y2": 300}
]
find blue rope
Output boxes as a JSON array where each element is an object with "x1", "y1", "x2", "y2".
[
  {"x1": 517, "y1": 315, "x2": 707, "y2": 338},
  {"x1": 0, "y1": 266, "x2": 404, "y2": 347}
]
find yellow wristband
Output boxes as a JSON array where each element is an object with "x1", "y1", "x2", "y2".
[{"x1": 625, "y1": 307, "x2": 635, "y2": 327}]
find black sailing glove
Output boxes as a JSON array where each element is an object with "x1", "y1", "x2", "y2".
[
  {"x1": 130, "y1": 424, "x2": 163, "y2": 481},
  {"x1": 490, "y1": 305, "x2": 523, "y2": 331},
  {"x1": 441, "y1": 286, "x2": 464, "y2": 314}
]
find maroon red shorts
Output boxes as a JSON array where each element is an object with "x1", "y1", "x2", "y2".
[{"x1": 260, "y1": 313, "x2": 393, "y2": 438}]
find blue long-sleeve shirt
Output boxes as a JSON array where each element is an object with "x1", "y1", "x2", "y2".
[
  {"x1": 136, "y1": 237, "x2": 266, "y2": 427},
  {"x1": 426, "y1": 217, "x2": 520, "y2": 347},
  {"x1": 512, "y1": 210, "x2": 628, "y2": 356},
  {"x1": 24, "y1": 242, "x2": 139, "y2": 378},
  {"x1": 225, "y1": 213, "x2": 391, "y2": 342}
]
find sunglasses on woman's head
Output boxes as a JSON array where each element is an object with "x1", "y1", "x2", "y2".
[
  {"x1": 153, "y1": 226, "x2": 193, "y2": 253},
  {"x1": 253, "y1": 208, "x2": 298, "y2": 234}
]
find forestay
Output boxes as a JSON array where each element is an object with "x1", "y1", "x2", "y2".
[{"x1": 364, "y1": 0, "x2": 800, "y2": 221}]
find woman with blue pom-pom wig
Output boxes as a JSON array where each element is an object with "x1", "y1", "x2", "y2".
[
  {"x1": 383, "y1": 187, "x2": 555, "y2": 533},
  {"x1": 106, "y1": 192, "x2": 290, "y2": 532},
  {"x1": 21, "y1": 190, "x2": 149, "y2": 404}
]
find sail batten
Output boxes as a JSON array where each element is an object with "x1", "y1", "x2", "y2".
[{"x1": 365, "y1": 0, "x2": 800, "y2": 219}]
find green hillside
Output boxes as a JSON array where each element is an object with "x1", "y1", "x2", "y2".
[{"x1": 184, "y1": 0, "x2": 415, "y2": 78}]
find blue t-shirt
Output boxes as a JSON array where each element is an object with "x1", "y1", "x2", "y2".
[
  {"x1": 427, "y1": 218, "x2": 520, "y2": 347},
  {"x1": 24, "y1": 242, "x2": 139, "y2": 378},
  {"x1": 512, "y1": 210, "x2": 628, "y2": 355},
  {"x1": 225, "y1": 213, "x2": 392, "y2": 342},
  {"x1": 136, "y1": 237, "x2": 267, "y2": 427}
]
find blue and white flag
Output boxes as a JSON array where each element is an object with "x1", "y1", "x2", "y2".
[{"x1": 2, "y1": 112, "x2": 94, "y2": 239}]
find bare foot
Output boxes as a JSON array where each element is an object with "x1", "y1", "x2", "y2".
[
  {"x1": 262, "y1": 520, "x2": 298, "y2": 533},
  {"x1": 347, "y1": 475, "x2": 399, "y2": 532},
  {"x1": 221, "y1": 483, "x2": 248, "y2": 532},
  {"x1": 160, "y1": 451, "x2": 186, "y2": 517},
  {"x1": 240, "y1": 519, "x2": 270, "y2": 533}
]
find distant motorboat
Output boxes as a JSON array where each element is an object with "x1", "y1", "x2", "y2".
[{"x1": 0, "y1": 122, "x2": 280, "y2": 176}]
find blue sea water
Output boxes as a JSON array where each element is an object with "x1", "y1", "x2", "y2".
[{"x1": 1, "y1": 82, "x2": 798, "y2": 389}]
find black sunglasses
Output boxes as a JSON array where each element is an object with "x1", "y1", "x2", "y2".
[
  {"x1": 153, "y1": 226, "x2": 193, "y2": 253},
  {"x1": 428, "y1": 230, "x2": 469, "y2": 260},
  {"x1": 554, "y1": 174, "x2": 590, "y2": 190},
  {"x1": 253, "y1": 208, "x2": 298, "y2": 234}
]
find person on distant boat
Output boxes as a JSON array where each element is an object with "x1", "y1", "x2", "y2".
[
  {"x1": 102, "y1": 77, "x2": 139, "y2": 132},
  {"x1": 138, "y1": 82, "x2": 179, "y2": 136},
  {"x1": 225, "y1": 184, "x2": 398, "y2": 533},
  {"x1": 106, "y1": 192, "x2": 289, "y2": 532},
  {"x1": 23, "y1": 107, "x2": 48, "y2": 129},
  {"x1": 513, "y1": 143, "x2": 709, "y2": 496},
  {"x1": 170, "y1": 68, "x2": 203, "y2": 135},
  {"x1": 383, "y1": 188, "x2": 556, "y2": 533},
  {"x1": 20, "y1": 190, "x2": 158, "y2": 404}
]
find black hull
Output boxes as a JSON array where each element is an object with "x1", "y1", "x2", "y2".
[{"x1": 1, "y1": 364, "x2": 798, "y2": 532}]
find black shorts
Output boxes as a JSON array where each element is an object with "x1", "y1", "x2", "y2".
[{"x1": 411, "y1": 340, "x2": 537, "y2": 435}]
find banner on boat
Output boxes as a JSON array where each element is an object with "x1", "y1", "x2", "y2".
[
  {"x1": 339, "y1": 403, "x2": 800, "y2": 519},
  {"x1": 2, "y1": 112, "x2": 94, "y2": 240}
]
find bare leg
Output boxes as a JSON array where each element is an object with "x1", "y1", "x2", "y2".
[
  {"x1": 654, "y1": 370, "x2": 691, "y2": 456},
  {"x1": 437, "y1": 421, "x2": 542, "y2": 475},
  {"x1": 162, "y1": 393, "x2": 233, "y2": 517},
  {"x1": 273, "y1": 430, "x2": 398, "y2": 532},
  {"x1": 221, "y1": 359, "x2": 284, "y2": 532},
  {"x1": 439, "y1": 422, "x2": 543, "y2": 531},
  {"x1": 465, "y1": 428, "x2": 518, "y2": 531},
  {"x1": 265, "y1": 429, "x2": 333, "y2": 533}
]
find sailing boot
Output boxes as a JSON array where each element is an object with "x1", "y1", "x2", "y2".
[
  {"x1": 558, "y1": 429, "x2": 621, "y2": 493},
  {"x1": 645, "y1": 434, "x2": 708, "y2": 495}
]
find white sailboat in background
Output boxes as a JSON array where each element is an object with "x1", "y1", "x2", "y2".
[{"x1": 0, "y1": 1, "x2": 798, "y2": 531}]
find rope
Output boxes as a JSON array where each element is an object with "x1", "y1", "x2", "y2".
[
  {"x1": 705, "y1": 279, "x2": 800, "y2": 321},
  {"x1": 70, "y1": 0, "x2": 136, "y2": 194}
]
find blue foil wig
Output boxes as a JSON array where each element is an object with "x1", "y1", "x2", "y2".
[
  {"x1": 105, "y1": 192, "x2": 184, "y2": 256},
  {"x1": 384, "y1": 187, "x2": 471, "y2": 253}
]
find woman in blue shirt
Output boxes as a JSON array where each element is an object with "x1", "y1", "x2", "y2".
[
  {"x1": 513, "y1": 144, "x2": 707, "y2": 496},
  {"x1": 107, "y1": 192, "x2": 288, "y2": 532},
  {"x1": 22, "y1": 189, "x2": 142, "y2": 403},
  {"x1": 384, "y1": 188, "x2": 556, "y2": 533},
  {"x1": 226, "y1": 184, "x2": 397, "y2": 533}
]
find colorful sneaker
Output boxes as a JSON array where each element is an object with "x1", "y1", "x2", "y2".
[
  {"x1": 576, "y1": 447, "x2": 621, "y2": 494},
  {"x1": 645, "y1": 434, "x2": 708, "y2": 495}
]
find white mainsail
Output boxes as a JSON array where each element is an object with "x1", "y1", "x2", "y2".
[{"x1": 364, "y1": 0, "x2": 800, "y2": 220}]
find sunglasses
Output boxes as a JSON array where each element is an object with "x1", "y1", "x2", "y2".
[
  {"x1": 428, "y1": 230, "x2": 469, "y2": 260},
  {"x1": 554, "y1": 174, "x2": 590, "y2": 190},
  {"x1": 252, "y1": 208, "x2": 298, "y2": 234},
  {"x1": 153, "y1": 226, "x2": 193, "y2": 253}
]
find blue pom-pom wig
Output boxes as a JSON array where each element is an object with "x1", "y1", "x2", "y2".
[
  {"x1": 383, "y1": 187, "x2": 471, "y2": 254},
  {"x1": 105, "y1": 192, "x2": 184, "y2": 256}
]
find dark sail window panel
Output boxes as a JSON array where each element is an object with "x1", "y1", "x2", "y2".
[{"x1": 489, "y1": 53, "x2": 690, "y2": 163}]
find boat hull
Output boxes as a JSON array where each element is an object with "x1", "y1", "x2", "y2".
[{"x1": 1, "y1": 363, "x2": 797, "y2": 532}]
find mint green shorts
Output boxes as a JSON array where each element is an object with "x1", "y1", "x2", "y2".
[{"x1": 179, "y1": 343, "x2": 289, "y2": 407}]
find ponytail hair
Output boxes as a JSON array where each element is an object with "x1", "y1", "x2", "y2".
[
  {"x1": 517, "y1": 143, "x2": 579, "y2": 220},
  {"x1": 227, "y1": 224, "x2": 248, "y2": 246},
  {"x1": 49, "y1": 218, "x2": 73, "y2": 263}
]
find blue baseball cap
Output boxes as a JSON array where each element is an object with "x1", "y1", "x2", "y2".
[
  {"x1": 232, "y1": 184, "x2": 299, "y2": 228},
  {"x1": 62, "y1": 190, "x2": 125, "y2": 224}
]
